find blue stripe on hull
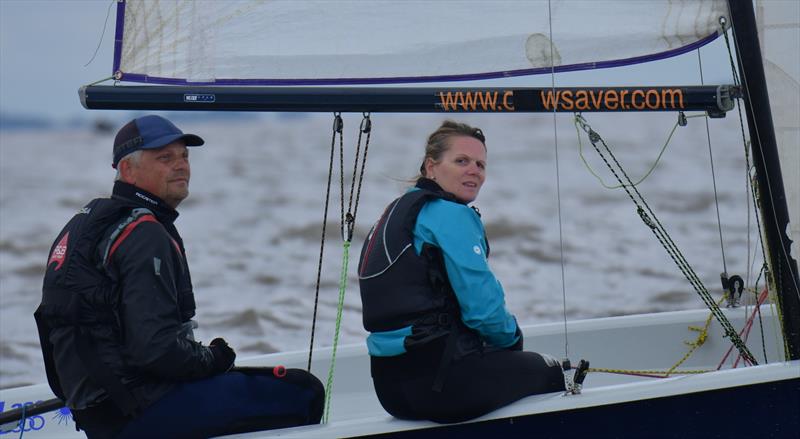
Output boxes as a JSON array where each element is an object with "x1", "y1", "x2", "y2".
[{"x1": 362, "y1": 377, "x2": 800, "y2": 438}]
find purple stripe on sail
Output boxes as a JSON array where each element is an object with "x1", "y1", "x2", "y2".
[
  {"x1": 118, "y1": 32, "x2": 721, "y2": 86},
  {"x1": 112, "y1": 0, "x2": 126, "y2": 75}
]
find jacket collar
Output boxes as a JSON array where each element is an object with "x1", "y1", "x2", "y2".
[
  {"x1": 111, "y1": 181, "x2": 179, "y2": 223},
  {"x1": 415, "y1": 178, "x2": 463, "y2": 204}
]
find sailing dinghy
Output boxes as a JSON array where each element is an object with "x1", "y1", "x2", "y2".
[{"x1": 1, "y1": 0, "x2": 798, "y2": 437}]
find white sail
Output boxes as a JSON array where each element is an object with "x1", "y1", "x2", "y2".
[
  {"x1": 116, "y1": 0, "x2": 729, "y2": 84},
  {"x1": 758, "y1": 0, "x2": 800, "y2": 261}
]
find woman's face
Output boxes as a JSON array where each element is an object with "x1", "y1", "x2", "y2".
[{"x1": 424, "y1": 135, "x2": 486, "y2": 203}]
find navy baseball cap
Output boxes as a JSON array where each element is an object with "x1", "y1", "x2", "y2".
[{"x1": 112, "y1": 115, "x2": 204, "y2": 168}]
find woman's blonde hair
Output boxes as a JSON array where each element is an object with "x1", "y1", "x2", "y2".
[{"x1": 417, "y1": 120, "x2": 486, "y2": 181}]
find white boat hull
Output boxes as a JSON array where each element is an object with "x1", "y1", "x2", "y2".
[{"x1": 2, "y1": 307, "x2": 798, "y2": 438}]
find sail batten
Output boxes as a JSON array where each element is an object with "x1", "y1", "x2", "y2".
[{"x1": 112, "y1": 0, "x2": 729, "y2": 86}]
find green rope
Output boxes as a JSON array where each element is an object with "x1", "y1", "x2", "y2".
[
  {"x1": 322, "y1": 240, "x2": 351, "y2": 423},
  {"x1": 575, "y1": 113, "x2": 705, "y2": 189}
]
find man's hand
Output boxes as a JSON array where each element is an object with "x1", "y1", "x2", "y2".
[{"x1": 209, "y1": 337, "x2": 236, "y2": 373}]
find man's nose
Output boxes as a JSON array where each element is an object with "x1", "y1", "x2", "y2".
[{"x1": 174, "y1": 156, "x2": 189, "y2": 170}]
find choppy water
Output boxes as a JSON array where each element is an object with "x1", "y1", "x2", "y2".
[{"x1": 0, "y1": 112, "x2": 761, "y2": 389}]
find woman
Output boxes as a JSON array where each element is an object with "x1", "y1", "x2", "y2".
[{"x1": 358, "y1": 120, "x2": 565, "y2": 423}]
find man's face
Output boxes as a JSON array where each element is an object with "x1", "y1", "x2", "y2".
[{"x1": 124, "y1": 141, "x2": 191, "y2": 208}]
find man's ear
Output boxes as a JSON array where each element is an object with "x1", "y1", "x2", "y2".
[{"x1": 118, "y1": 158, "x2": 136, "y2": 184}]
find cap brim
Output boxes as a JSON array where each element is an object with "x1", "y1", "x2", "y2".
[{"x1": 141, "y1": 133, "x2": 205, "y2": 151}]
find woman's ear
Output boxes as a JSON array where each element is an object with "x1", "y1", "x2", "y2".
[{"x1": 423, "y1": 157, "x2": 435, "y2": 179}]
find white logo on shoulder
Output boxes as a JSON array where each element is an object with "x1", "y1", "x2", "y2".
[{"x1": 473, "y1": 245, "x2": 482, "y2": 255}]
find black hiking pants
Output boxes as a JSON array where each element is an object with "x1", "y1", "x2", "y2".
[{"x1": 371, "y1": 337, "x2": 565, "y2": 423}]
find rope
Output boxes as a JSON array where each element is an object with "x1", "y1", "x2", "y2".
[
  {"x1": 583, "y1": 297, "x2": 723, "y2": 379},
  {"x1": 664, "y1": 296, "x2": 725, "y2": 376},
  {"x1": 721, "y1": 21, "x2": 774, "y2": 361},
  {"x1": 752, "y1": 268, "x2": 770, "y2": 363},
  {"x1": 307, "y1": 113, "x2": 343, "y2": 372},
  {"x1": 18, "y1": 403, "x2": 26, "y2": 438},
  {"x1": 717, "y1": 287, "x2": 770, "y2": 369},
  {"x1": 574, "y1": 113, "x2": 704, "y2": 190},
  {"x1": 84, "y1": 0, "x2": 116, "y2": 67},
  {"x1": 574, "y1": 114, "x2": 757, "y2": 365},
  {"x1": 586, "y1": 367, "x2": 712, "y2": 379},
  {"x1": 722, "y1": 24, "x2": 768, "y2": 292},
  {"x1": 321, "y1": 114, "x2": 372, "y2": 422},
  {"x1": 725, "y1": 11, "x2": 800, "y2": 313},
  {"x1": 722, "y1": 21, "x2": 796, "y2": 360},
  {"x1": 323, "y1": 241, "x2": 351, "y2": 423}
]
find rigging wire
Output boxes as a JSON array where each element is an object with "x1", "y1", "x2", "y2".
[
  {"x1": 574, "y1": 115, "x2": 757, "y2": 365},
  {"x1": 725, "y1": 14, "x2": 800, "y2": 306},
  {"x1": 696, "y1": 49, "x2": 729, "y2": 277},
  {"x1": 721, "y1": 20, "x2": 770, "y2": 299},
  {"x1": 546, "y1": 0, "x2": 570, "y2": 360},
  {"x1": 722, "y1": 15, "x2": 797, "y2": 360}
]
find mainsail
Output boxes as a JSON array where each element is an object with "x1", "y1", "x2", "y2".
[
  {"x1": 758, "y1": 0, "x2": 800, "y2": 261},
  {"x1": 114, "y1": 0, "x2": 729, "y2": 85}
]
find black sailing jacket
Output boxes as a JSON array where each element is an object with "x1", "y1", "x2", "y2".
[{"x1": 37, "y1": 181, "x2": 217, "y2": 412}]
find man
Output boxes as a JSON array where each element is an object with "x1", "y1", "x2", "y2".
[{"x1": 36, "y1": 115, "x2": 323, "y2": 438}]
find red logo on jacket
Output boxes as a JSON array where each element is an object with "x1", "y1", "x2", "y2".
[{"x1": 48, "y1": 232, "x2": 69, "y2": 271}]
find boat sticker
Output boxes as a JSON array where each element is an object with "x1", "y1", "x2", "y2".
[
  {"x1": 0, "y1": 400, "x2": 54, "y2": 434},
  {"x1": 52, "y1": 406, "x2": 73, "y2": 425},
  {"x1": 184, "y1": 93, "x2": 216, "y2": 103},
  {"x1": 437, "y1": 87, "x2": 687, "y2": 112}
]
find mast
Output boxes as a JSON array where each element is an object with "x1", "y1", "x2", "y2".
[{"x1": 728, "y1": 0, "x2": 800, "y2": 360}]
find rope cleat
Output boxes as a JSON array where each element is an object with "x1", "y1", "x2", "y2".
[{"x1": 562, "y1": 358, "x2": 590, "y2": 395}]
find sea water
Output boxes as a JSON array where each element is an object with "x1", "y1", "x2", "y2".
[{"x1": 0, "y1": 112, "x2": 760, "y2": 389}]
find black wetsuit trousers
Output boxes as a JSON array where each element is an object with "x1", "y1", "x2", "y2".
[{"x1": 371, "y1": 338, "x2": 566, "y2": 423}]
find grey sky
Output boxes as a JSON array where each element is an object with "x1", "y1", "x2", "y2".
[{"x1": 1, "y1": 0, "x2": 115, "y2": 122}]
